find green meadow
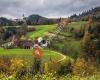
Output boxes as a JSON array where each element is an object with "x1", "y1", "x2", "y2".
[
  {"x1": 27, "y1": 24, "x2": 56, "y2": 40},
  {"x1": 0, "y1": 48, "x2": 68, "y2": 63},
  {"x1": 68, "y1": 21, "x2": 86, "y2": 29}
]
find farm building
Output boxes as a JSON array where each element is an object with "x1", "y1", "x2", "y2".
[
  {"x1": 14, "y1": 39, "x2": 34, "y2": 49},
  {"x1": 23, "y1": 40, "x2": 34, "y2": 49},
  {"x1": 34, "y1": 37, "x2": 48, "y2": 48}
]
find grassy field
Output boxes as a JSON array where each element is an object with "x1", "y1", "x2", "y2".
[
  {"x1": 0, "y1": 22, "x2": 83, "y2": 65},
  {"x1": 0, "y1": 48, "x2": 70, "y2": 64},
  {"x1": 67, "y1": 21, "x2": 87, "y2": 29},
  {"x1": 26, "y1": 22, "x2": 85, "y2": 60},
  {"x1": 31, "y1": 22, "x2": 87, "y2": 37},
  {"x1": 0, "y1": 24, "x2": 71, "y2": 64},
  {"x1": 27, "y1": 24, "x2": 56, "y2": 40},
  {"x1": 48, "y1": 22, "x2": 85, "y2": 59}
]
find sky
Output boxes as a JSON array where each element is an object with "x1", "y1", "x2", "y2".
[{"x1": 0, "y1": 0, "x2": 100, "y2": 19}]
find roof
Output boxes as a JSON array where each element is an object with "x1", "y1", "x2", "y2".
[{"x1": 23, "y1": 40, "x2": 34, "y2": 46}]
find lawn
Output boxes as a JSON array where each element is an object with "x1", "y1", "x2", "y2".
[
  {"x1": 27, "y1": 24, "x2": 56, "y2": 40},
  {"x1": 0, "y1": 48, "x2": 70, "y2": 64}
]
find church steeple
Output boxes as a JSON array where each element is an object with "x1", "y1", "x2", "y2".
[
  {"x1": 18, "y1": 14, "x2": 28, "y2": 35},
  {"x1": 22, "y1": 14, "x2": 27, "y2": 25},
  {"x1": 22, "y1": 14, "x2": 28, "y2": 31}
]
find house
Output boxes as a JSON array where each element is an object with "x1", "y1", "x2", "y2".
[
  {"x1": 1, "y1": 41, "x2": 14, "y2": 49},
  {"x1": 34, "y1": 37, "x2": 48, "y2": 48},
  {"x1": 41, "y1": 39, "x2": 48, "y2": 47},
  {"x1": 23, "y1": 40, "x2": 34, "y2": 49},
  {"x1": 14, "y1": 38, "x2": 34, "y2": 49}
]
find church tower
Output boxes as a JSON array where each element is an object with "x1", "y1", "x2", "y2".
[
  {"x1": 22, "y1": 14, "x2": 28, "y2": 33},
  {"x1": 19, "y1": 14, "x2": 28, "y2": 35}
]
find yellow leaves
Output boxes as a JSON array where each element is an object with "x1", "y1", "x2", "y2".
[
  {"x1": 0, "y1": 59, "x2": 4, "y2": 66},
  {"x1": 44, "y1": 62, "x2": 49, "y2": 74},
  {"x1": 10, "y1": 58, "x2": 28, "y2": 75},
  {"x1": 40, "y1": 73, "x2": 54, "y2": 80},
  {"x1": 73, "y1": 58, "x2": 97, "y2": 76},
  {"x1": 71, "y1": 75, "x2": 81, "y2": 80},
  {"x1": 75, "y1": 58, "x2": 85, "y2": 67}
]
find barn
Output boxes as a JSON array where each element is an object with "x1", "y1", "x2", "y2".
[{"x1": 23, "y1": 40, "x2": 34, "y2": 49}]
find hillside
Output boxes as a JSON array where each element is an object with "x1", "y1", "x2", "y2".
[
  {"x1": 70, "y1": 6, "x2": 100, "y2": 21},
  {"x1": 0, "y1": 15, "x2": 59, "y2": 26},
  {"x1": 27, "y1": 14, "x2": 58, "y2": 25},
  {"x1": 27, "y1": 24, "x2": 56, "y2": 40},
  {"x1": 0, "y1": 17, "x2": 14, "y2": 26}
]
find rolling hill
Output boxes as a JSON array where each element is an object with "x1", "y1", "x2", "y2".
[
  {"x1": 70, "y1": 6, "x2": 100, "y2": 21},
  {"x1": 0, "y1": 15, "x2": 59, "y2": 26}
]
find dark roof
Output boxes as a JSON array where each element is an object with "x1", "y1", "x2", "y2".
[{"x1": 23, "y1": 40, "x2": 33, "y2": 46}]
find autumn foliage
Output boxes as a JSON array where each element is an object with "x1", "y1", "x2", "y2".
[{"x1": 73, "y1": 57, "x2": 97, "y2": 76}]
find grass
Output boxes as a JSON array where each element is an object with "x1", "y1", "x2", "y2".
[
  {"x1": 67, "y1": 40, "x2": 82, "y2": 58},
  {"x1": 0, "y1": 24, "x2": 72, "y2": 64},
  {"x1": 67, "y1": 21, "x2": 86, "y2": 29},
  {"x1": 0, "y1": 48, "x2": 70, "y2": 64},
  {"x1": 2, "y1": 73, "x2": 100, "y2": 80},
  {"x1": 59, "y1": 21, "x2": 84, "y2": 56},
  {"x1": 52, "y1": 39, "x2": 82, "y2": 59},
  {"x1": 26, "y1": 22, "x2": 85, "y2": 59},
  {"x1": 27, "y1": 24, "x2": 56, "y2": 40}
]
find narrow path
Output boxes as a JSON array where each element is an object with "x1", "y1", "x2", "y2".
[
  {"x1": 57, "y1": 52, "x2": 67, "y2": 62},
  {"x1": 45, "y1": 50, "x2": 67, "y2": 62}
]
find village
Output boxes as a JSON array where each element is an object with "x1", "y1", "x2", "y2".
[
  {"x1": 0, "y1": 14, "x2": 72, "y2": 50},
  {"x1": 0, "y1": 15, "x2": 50, "y2": 49}
]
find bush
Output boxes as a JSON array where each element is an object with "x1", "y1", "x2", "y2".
[
  {"x1": 73, "y1": 58, "x2": 97, "y2": 76},
  {"x1": 57, "y1": 61, "x2": 72, "y2": 75},
  {"x1": 0, "y1": 58, "x2": 11, "y2": 76},
  {"x1": 10, "y1": 58, "x2": 28, "y2": 78}
]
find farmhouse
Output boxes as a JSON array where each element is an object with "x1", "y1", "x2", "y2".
[
  {"x1": 34, "y1": 37, "x2": 48, "y2": 48},
  {"x1": 14, "y1": 38, "x2": 34, "y2": 49},
  {"x1": 23, "y1": 40, "x2": 34, "y2": 49}
]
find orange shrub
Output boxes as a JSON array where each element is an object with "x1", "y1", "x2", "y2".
[{"x1": 73, "y1": 58, "x2": 97, "y2": 76}]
